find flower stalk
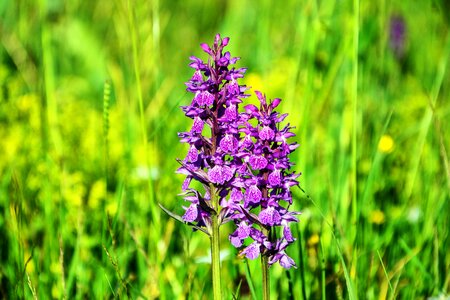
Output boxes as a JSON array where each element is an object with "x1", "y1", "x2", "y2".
[
  {"x1": 210, "y1": 187, "x2": 222, "y2": 299},
  {"x1": 261, "y1": 228, "x2": 270, "y2": 300}
]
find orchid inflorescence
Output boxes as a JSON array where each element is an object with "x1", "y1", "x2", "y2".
[{"x1": 176, "y1": 34, "x2": 301, "y2": 269}]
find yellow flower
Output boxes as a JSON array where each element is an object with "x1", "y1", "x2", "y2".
[
  {"x1": 370, "y1": 210, "x2": 385, "y2": 224},
  {"x1": 378, "y1": 134, "x2": 394, "y2": 153},
  {"x1": 307, "y1": 233, "x2": 320, "y2": 247}
]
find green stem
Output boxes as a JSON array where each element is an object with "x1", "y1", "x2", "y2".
[
  {"x1": 261, "y1": 254, "x2": 270, "y2": 300},
  {"x1": 259, "y1": 170, "x2": 270, "y2": 300},
  {"x1": 210, "y1": 187, "x2": 222, "y2": 300},
  {"x1": 351, "y1": 0, "x2": 359, "y2": 292},
  {"x1": 261, "y1": 226, "x2": 270, "y2": 300}
]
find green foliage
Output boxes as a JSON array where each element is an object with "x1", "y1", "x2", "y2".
[{"x1": 0, "y1": 0, "x2": 449, "y2": 299}]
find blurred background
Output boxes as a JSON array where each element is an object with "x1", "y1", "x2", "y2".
[{"x1": 0, "y1": 0, "x2": 449, "y2": 299}]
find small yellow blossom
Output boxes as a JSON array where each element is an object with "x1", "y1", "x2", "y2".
[
  {"x1": 307, "y1": 233, "x2": 320, "y2": 247},
  {"x1": 378, "y1": 134, "x2": 394, "y2": 153},
  {"x1": 370, "y1": 210, "x2": 385, "y2": 224}
]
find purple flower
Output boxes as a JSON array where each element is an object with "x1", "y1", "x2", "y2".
[
  {"x1": 208, "y1": 165, "x2": 234, "y2": 185},
  {"x1": 174, "y1": 34, "x2": 301, "y2": 270},
  {"x1": 283, "y1": 224, "x2": 295, "y2": 243},
  {"x1": 249, "y1": 155, "x2": 268, "y2": 170},
  {"x1": 183, "y1": 204, "x2": 199, "y2": 222},
  {"x1": 219, "y1": 134, "x2": 238, "y2": 153},
  {"x1": 229, "y1": 221, "x2": 251, "y2": 247},
  {"x1": 230, "y1": 188, "x2": 244, "y2": 202},
  {"x1": 244, "y1": 185, "x2": 262, "y2": 206},
  {"x1": 177, "y1": 34, "x2": 249, "y2": 234},
  {"x1": 186, "y1": 145, "x2": 198, "y2": 163},
  {"x1": 389, "y1": 15, "x2": 407, "y2": 59},
  {"x1": 259, "y1": 126, "x2": 275, "y2": 141},
  {"x1": 195, "y1": 91, "x2": 215, "y2": 106},
  {"x1": 268, "y1": 239, "x2": 297, "y2": 269},
  {"x1": 259, "y1": 206, "x2": 282, "y2": 226},
  {"x1": 268, "y1": 169, "x2": 282, "y2": 187},
  {"x1": 190, "y1": 117, "x2": 204, "y2": 134},
  {"x1": 270, "y1": 251, "x2": 296, "y2": 269},
  {"x1": 227, "y1": 91, "x2": 301, "y2": 268},
  {"x1": 241, "y1": 242, "x2": 261, "y2": 260}
]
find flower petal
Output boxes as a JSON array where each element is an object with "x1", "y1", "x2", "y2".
[
  {"x1": 279, "y1": 253, "x2": 296, "y2": 269},
  {"x1": 244, "y1": 185, "x2": 262, "y2": 205},
  {"x1": 182, "y1": 204, "x2": 198, "y2": 222},
  {"x1": 242, "y1": 242, "x2": 260, "y2": 260},
  {"x1": 268, "y1": 169, "x2": 282, "y2": 186},
  {"x1": 208, "y1": 165, "x2": 234, "y2": 185},
  {"x1": 219, "y1": 134, "x2": 238, "y2": 153},
  {"x1": 191, "y1": 117, "x2": 204, "y2": 134},
  {"x1": 259, "y1": 206, "x2": 281, "y2": 226},
  {"x1": 249, "y1": 155, "x2": 268, "y2": 170},
  {"x1": 186, "y1": 145, "x2": 198, "y2": 162},
  {"x1": 259, "y1": 126, "x2": 275, "y2": 140}
]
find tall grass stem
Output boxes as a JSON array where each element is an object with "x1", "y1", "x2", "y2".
[
  {"x1": 351, "y1": 0, "x2": 360, "y2": 294},
  {"x1": 126, "y1": 0, "x2": 156, "y2": 208}
]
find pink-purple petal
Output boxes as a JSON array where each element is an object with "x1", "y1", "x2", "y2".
[{"x1": 242, "y1": 242, "x2": 260, "y2": 260}]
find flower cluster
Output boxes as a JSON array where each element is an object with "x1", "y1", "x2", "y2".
[
  {"x1": 177, "y1": 34, "x2": 248, "y2": 227},
  {"x1": 177, "y1": 34, "x2": 301, "y2": 269},
  {"x1": 226, "y1": 91, "x2": 300, "y2": 268}
]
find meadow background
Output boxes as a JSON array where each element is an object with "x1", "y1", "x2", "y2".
[{"x1": 0, "y1": 0, "x2": 449, "y2": 299}]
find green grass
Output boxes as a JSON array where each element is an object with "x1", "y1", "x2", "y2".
[{"x1": 0, "y1": 0, "x2": 449, "y2": 299}]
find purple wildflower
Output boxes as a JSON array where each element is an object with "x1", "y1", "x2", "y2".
[
  {"x1": 241, "y1": 242, "x2": 261, "y2": 260},
  {"x1": 227, "y1": 91, "x2": 301, "y2": 269},
  {"x1": 229, "y1": 221, "x2": 251, "y2": 247},
  {"x1": 208, "y1": 165, "x2": 234, "y2": 185},
  {"x1": 175, "y1": 34, "x2": 301, "y2": 270},
  {"x1": 177, "y1": 34, "x2": 249, "y2": 232},
  {"x1": 268, "y1": 239, "x2": 296, "y2": 268},
  {"x1": 389, "y1": 15, "x2": 407, "y2": 59}
]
